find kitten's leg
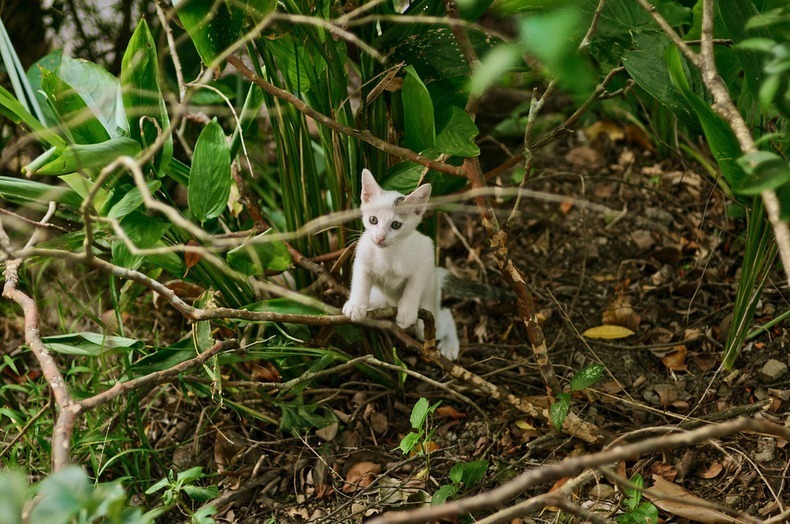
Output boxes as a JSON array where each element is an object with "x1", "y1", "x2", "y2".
[
  {"x1": 342, "y1": 259, "x2": 372, "y2": 321},
  {"x1": 397, "y1": 273, "x2": 433, "y2": 329},
  {"x1": 436, "y1": 308, "x2": 459, "y2": 360},
  {"x1": 368, "y1": 286, "x2": 393, "y2": 310}
]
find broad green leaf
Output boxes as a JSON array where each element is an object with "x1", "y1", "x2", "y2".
[
  {"x1": 398, "y1": 431, "x2": 421, "y2": 454},
  {"x1": 456, "y1": 0, "x2": 494, "y2": 21},
  {"x1": 410, "y1": 397, "x2": 431, "y2": 430},
  {"x1": 42, "y1": 332, "x2": 143, "y2": 357},
  {"x1": 173, "y1": 0, "x2": 245, "y2": 68},
  {"x1": 56, "y1": 55, "x2": 127, "y2": 138},
  {"x1": 582, "y1": 325, "x2": 635, "y2": 339},
  {"x1": 265, "y1": 34, "x2": 325, "y2": 91},
  {"x1": 188, "y1": 118, "x2": 231, "y2": 222},
  {"x1": 382, "y1": 27, "x2": 501, "y2": 83},
  {"x1": 40, "y1": 67, "x2": 110, "y2": 144},
  {"x1": 402, "y1": 66, "x2": 435, "y2": 152},
  {"x1": 470, "y1": 45, "x2": 521, "y2": 96},
  {"x1": 227, "y1": 231, "x2": 292, "y2": 276},
  {"x1": 26, "y1": 51, "x2": 63, "y2": 127},
  {"x1": 430, "y1": 484, "x2": 458, "y2": 506},
  {"x1": 27, "y1": 137, "x2": 141, "y2": 176},
  {"x1": 459, "y1": 460, "x2": 489, "y2": 486},
  {"x1": 622, "y1": 33, "x2": 698, "y2": 130},
  {"x1": 58, "y1": 173, "x2": 107, "y2": 211},
  {"x1": 176, "y1": 466, "x2": 206, "y2": 484},
  {"x1": 449, "y1": 462, "x2": 464, "y2": 484},
  {"x1": 737, "y1": 151, "x2": 790, "y2": 194},
  {"x1": 519, "y1": 9, "x2": 595, "y2": 99},
  {"x1": 0, "y1": 84, "x2": 66, "y2": 148},
  {"x1": 106, "y1": 180, "x2": 161, "y2": 219},
  {"x1": 0, "y1": 470, "x2": 25, "y2": 524},
  {"x1": 717, "y1": 1, "x2": 766, "y2": 101},
  {"x1": 550, "y1": 393, "x2": 571, "y2": 431},
  {"x1": 121, "y1": 18, "x2": 173, "y2": 171},
  {"x1": 246, "y1": 0, "x2": 278, "y2": 25},
  {"x1": 111, "y1": 211, "x2": 171, "y2": 270},
  {"x1": 435, "y1": 106, "x2": 480, "y2": 157},
  {"x1": 570, "y1": 364, "x2": 604, "y2": 392},
  {"x1": 182, "y1": 485, "x2": 219, "y2": 502},
  {"x1": 29, "y1": 466, "x2": 91, "y2": 524},
  {"x1": 666, "y1": 46, "x2": 746, "y2": 191},
  {"x1": 0, "y1": 175, "x2": 82, "y2": 206},
  {"x1": 625, "y1": 474, "x2": 645, "y2": 510}
]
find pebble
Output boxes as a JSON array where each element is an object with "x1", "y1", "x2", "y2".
[{"x1": 760, "y1": 359, "x2": 788, "y2": 382}]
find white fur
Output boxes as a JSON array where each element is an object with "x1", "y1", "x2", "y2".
[{"x1": 342, "y1": 169, "x2": 460, "y2": 359}]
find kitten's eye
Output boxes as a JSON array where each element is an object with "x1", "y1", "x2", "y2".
[
  {"x1": 391, "y1": 221, "x2": 402, "y2": 230},
  {"x1": 369, "y1": 216, "x2": 378, "y2": 225}
]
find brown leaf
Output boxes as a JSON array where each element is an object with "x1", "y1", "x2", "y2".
[
  {"x1": 342, "y1": 461, "x2": 381, "y2": 492},
  {"x1": 369, "y1": 412, "x2": 389, "y2": 434},
  {"x1": 697, "y1": 461, "x2": 723, "y2": 479},
  {"x1": 435, "y1": 405, "x2": 467, "y2": 420},
  {"x1": 602, "y1": 293, "x2": 641, "y2": 331},
  {"x1": 315, "y1": 422, "x2": 338, "y2": 442},
  {"x1": 659, "y1": 345, "x2": 688, "y2": 371},
  {"x1": 250, "y1": 362, "x2": 281, "y2": 383},
  {"x1": 650, "y1": 461, "x2": 678, "y2": 483},
  {"x1": 566, "y1": 145, "x2": 604, "y2": 170},
  {"x1": 645, "y1": 475, "x2": 738, "y2": 523},
  {"x1": 184, "y1": 239, "x2": 202, "y2": 272}
]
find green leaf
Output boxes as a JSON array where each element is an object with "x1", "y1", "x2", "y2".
[
  {"x1": 177, "y1": 466, "x2": 206, "y2": 484},
  {"x1": 459, "y1": 459, "x2": 489, "y2": 486},
  {"x1": 625, "y1": 474, "x2": 644, "y2": 510},
  {"x1": 121, "y1": 18, "x2": 173, "y2": 171},
  {"x1": 39, "y1": 68, "x2": 107, "y2": 145},
  {"x1": 182, "y1": 485, "x2": 219, "y2": 502},
  {"x1": 0, "y1": 470, "x2": 26, "y2": 524},
  {"x1": 402, "y1": 66, "x2": 435, "y2": 152},
  {"x1": 188, "y1": 118, "x2": 231, "y2": 222},
  {"x1": 570, "y1": 364, "x2": 604, "y2": 392},
  {"x1": 550, "y1": 393, "x2": 571, "y2": 431},
  {"x1": 144, "y1": 477, "x2": 170, "y2": 495},
  {"x1": 173, "y1": 0, "x2": 245, "y2": 68},
  {"x1": 0, "y1": 84, "x2": 65, "y2": 148},
  {"x1": 410, "y1": 397, "x2": 431, "y2": 430},
  {"x1": 736, "y1": 151, "x2": 790, "y2": 194},
  {"x1": 265, "y1": 34, "x2": 325, "y2": 92},
  {"x1": 449, "y1": 462, "x2": 464, "y2": 484},
  {"x1": 111, "y1": 211, "x2": 171, "y2": 270},
  {"x1": 25, "y1": 50, "x2": 62, "y2": 127},
  {"x1": 398, "y1": 431, "x2": 422, "y2": 454},
  {"x1": 243, "y1": 297, "x2": 329, "y2": 316},
  {"x1": 106, "y1": 180, "x2": 161, "y2": 220},
  {"x1": 41, "y1": 332, "x2": 144, "y2": 357},
  {"x1": 0, "y1": 175, "x2": 82, "y2": 206},
  {"x1": 30, "y1": 466, "x2": 91, "y2": 524},
  {"x1": 59, "y1": 173, "x2": 107, "y2": 211},
  {"x1": 55, "y1": 55, "x2": 127, "y2": 138},
  {"x1": 26, "y1": 137, "x2": 141, "y2": 176},
  {"x1": 435, "y1": 106, "x2": 480, "y2": 157},
  {"x1": 665, "y1": 46, "x2": 746, "y2": 191},
  {"x1": 227, "y1": 231, "x2": 292, "y2": 276},
  {"x1": 519, "y1": 9, "x2": 596, "y2": 99},
  {"x1": 470, "y1": 44, "x2": 521, "y2": 96},
  {"x1": 622, "y1": 33, "x2": 698, "y2": 130},
  {"x1": 431, "y1": 484, "x2": 458, "y2": 506}
]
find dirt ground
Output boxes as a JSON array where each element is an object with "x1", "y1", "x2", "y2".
[{"x1": 148, "y1": 125, "x2": 788, "y2": 522}]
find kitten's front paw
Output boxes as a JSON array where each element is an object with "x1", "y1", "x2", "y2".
[
  {"x1": 343, "y1": 301, "x2": 368, "y2": 321},
  {"x1": 396, "y1": 308, "x2": 418, "y2": 329}
]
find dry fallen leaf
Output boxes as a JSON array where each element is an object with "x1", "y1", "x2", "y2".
[
  {"x1": 342, "y1": 461, "x2": 381, "y2": 492},
  {"x1": 659, "y1": 345, "x2": 688, "y2": 371},
  {"x1": 602, "y1": 294, "x2": 641, "y2": 331},
  {"x1": 315, "y1": 422, "x2": 339, "y2": 442},
  {"x1": 645, "y1": 475, "x2": 738, "y2": 523},
  {"x1": 435, "y1": 405, "x2": 467, "y2": 420},
  {"x1": 582, "y1": 325, "x2": 635, "y2": 340},
  {"x1": 697, "y1": 461, "x2": 723, "y2": 479}
]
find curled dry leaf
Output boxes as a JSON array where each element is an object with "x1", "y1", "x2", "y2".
[
  {"x1": 315, "y1": 422, "x2": 339, "y2": 442},
  {"x1": 342, "y1": 461, "x2": 381, "y2": 492},
  {"x1": 697, "y1": 461, "x2": 723, "y2": 479},
  {"x1": 657, "y1": 345, "x2": 688, "y2": 371},
  {"x1": 184, "y1": 239, "x2": 202, "y2": 270},
  {"x1": 435, "y1": 405, "x2": 467, "y2": 420},
  {"x1": 602, "y1": 293, "x2": 641, "y2": 331},
  {"x1": 250, "y1": 362, "x2": 281, "y2": 383},
  {"x1": 582, "y1": 325, "x2": 635, "y2": 340}
]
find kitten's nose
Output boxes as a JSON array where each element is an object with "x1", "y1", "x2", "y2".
[{"x1": 375, "y1": 235, "x2": 386, "y2": 245}]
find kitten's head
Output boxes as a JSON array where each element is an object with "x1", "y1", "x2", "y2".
[{"x1": 359, "y1": 168, "x2": 431, "y2": 248}]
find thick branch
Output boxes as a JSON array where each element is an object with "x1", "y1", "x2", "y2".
[{"x1": 368, "y1": 417, "x2": 790, "y2": 524}]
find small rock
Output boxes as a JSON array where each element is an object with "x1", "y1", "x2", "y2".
[
  {"x1": 589, "y1": 484, "x2": 615, "y2": 499},
  {"x1": 726, "y1": 495, "x2": 742, "y2": 508},
  {"x1": 760, "y1": 359, "x2": 788, "y2": 382}
]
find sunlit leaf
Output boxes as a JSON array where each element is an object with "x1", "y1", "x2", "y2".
[
  {"x1": 569, "y1": 364, "x2": 604, "y2": 391},
  {"x1": 582, "y1": 325, "x2": 635, "y2": 339}
]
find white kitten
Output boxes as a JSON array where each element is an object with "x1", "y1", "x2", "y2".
[{"x1": 342, "y1": 169, "x2": 460, "y2": 359}]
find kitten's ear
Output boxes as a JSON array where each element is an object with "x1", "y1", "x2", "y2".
[
  {"x1": 361, "y1": 169, "x2": 381, "y2": 203},
  {"x1": 404, "y1": 183, "x2": 432, "y2": 215}
]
